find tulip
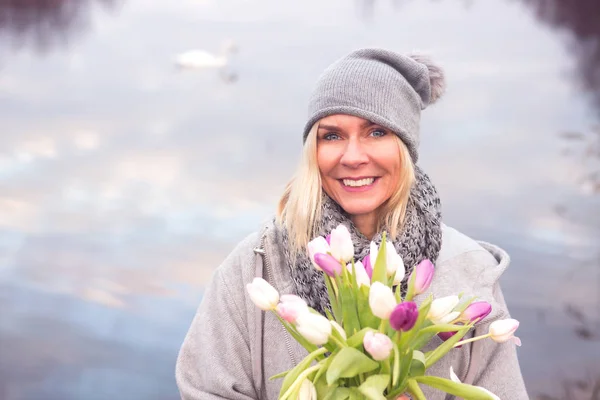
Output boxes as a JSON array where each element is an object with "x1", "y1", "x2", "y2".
[
  {"x1": 390, "y1": 301, "x2": 418, "y2": 331},
  {"x1": 438, "y1": 331, "x2": 457, "y2": 342},
  {"x1": 412, "y1": 259, "x2": 434, "y2": 295},
  {"x1": 295, "y1": 312, "x2": 332, "y2": 345},
  {"x1": 307, "y1": 236, "x2": 330, "y2": 271},
  {"x1": 246, "y1": 277, "x2": 279, "y2": 311},
  {"x1": 346, "y1": 260, "x2": 371, "y2": 288},
  {"x1": 313, "y1": 253, "x2": 343, "y2": 277},
  {"x1": 329, "y1": 224, "x2": 354, "y2": 263},
  {"x1": 369, "y1": 282, "x2": 397, "y2": 319},
  {"x1": 427, "y1": 295, "x2": 460, "y2": 324},
  {"x1": 330, "y1": 320, "x2": 347, "y2": 340},
  {"x1": 489, "y1": 318, "x2": 521, "y2": 346},
  {"x1": 362, "y1": 254, "x2": 373, "y2": 279},
  {"x1": 298, "y1": 379, "x2": 317, "y2": 400},
  {"x1": 276, "y1": 294, "x2": 308, "y2": 323},
  {"x1": 363, "y1": 331, "x2": 393, "y2": 361},
  {"x1": 460, "y1": 301, "x2": 492, "y2": 323},
  {"x1": 450, "y1": 367, "x2": 500, "y2": 400},
  {"x1": 369, "y1": 241, "x2": 404, "y2": 278}
]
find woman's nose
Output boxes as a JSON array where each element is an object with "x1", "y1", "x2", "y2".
[{"x1": 339, "y1": 138, "x2": 368, "y2": 168}]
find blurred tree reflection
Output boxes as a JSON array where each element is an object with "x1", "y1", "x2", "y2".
[
  {"x1": 522, "y1": 0, "x2": 600, "y2": 117},
  {"x1": 0, "y1": 0, "x2": 122, "y2": 54}
]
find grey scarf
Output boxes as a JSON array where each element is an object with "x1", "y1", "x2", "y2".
[{"x1": 279, "y1": 166, "x2": 443, "y2": 316}]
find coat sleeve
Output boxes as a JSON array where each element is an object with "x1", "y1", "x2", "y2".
[
  {"x1": 175, "y1": 265, "x2": 257, "y2": 400},
  {"x1": 465, "y1": 282, "x2": 530, "y2": 400}
]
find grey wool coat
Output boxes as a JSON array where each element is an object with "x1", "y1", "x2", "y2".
[{"x1": 175, "y1": 221, "x2": 530, "y2": 399}]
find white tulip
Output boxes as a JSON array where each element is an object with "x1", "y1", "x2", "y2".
[
  {"x1": 427, "y1": 295, "x2": 460, "y2": 324},
  {"x1": 369, "y1": 282, "x2": 397, "y2": 319},
  {"x1": 246, "y1": 278, "x2": 279, "y2": 311},
  {"x1": 329, "y1": 224, "x2": 354, "y2": 263},
  {"x1": 307, "y1": 236, "x2": 330, "y2": 271},
  {"x1": 298, "y1": 379, "x2": 317, "y2": 400},
  {"x1": 346, "y1": 260, "x2": 371, "y2": 288},
  {"x1": 295, "y1": 312, "x2": 332, "y2": 345}
]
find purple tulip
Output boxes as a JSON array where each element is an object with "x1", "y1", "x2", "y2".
[
  {"x1": 325, "y1": 234, "x2": 331, "y2": 245},
  {"x1": 460, "y1": 301, "x2": 492, "y2": 323},
  {"x1": 412, "y1": 259, "x2": 434, "y2": 295},
  {"x1": 390, "y1": 301, "x2": 418, "y2": 331},
  {"x1": 362, "y1": 254, "x2": 373, "y2": 279},
  {"x1": 313, "y1": 253, "x2": 343, "y2": 277}
]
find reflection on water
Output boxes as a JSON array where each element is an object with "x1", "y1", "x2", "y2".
[
  {"x1": 0, "y1": 1, "x2": 599, "y2": 399},
  {"x1": 0, "y1": 0, "x2": 122, "y2": 54}
]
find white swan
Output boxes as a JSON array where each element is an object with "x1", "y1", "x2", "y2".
[{"x1": 175, "y1": 40, "x2": 237, "y2": 69}]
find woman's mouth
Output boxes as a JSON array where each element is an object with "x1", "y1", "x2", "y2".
[{"x1": 339, "y1": 177, "x2": 378, "y2": 192}]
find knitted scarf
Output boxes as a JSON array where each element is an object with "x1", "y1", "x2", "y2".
[{"x1": 278, "y1": 166, "x2": 443, "y2": 316}]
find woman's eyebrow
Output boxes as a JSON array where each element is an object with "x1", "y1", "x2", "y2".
[{"x1": 317, "y1": 124, "x2": 340, "y2": 131}]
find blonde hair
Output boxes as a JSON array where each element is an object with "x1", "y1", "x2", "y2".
[{"x1": 277, "y1": 122, "x2": 415, "y2": 254}]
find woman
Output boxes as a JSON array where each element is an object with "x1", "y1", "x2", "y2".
[{"x1": 176, "y1": 48, "x2": 529, "y2": 399}]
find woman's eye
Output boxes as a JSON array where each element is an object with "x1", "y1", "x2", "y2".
[
  {"x1": 371, "y1": 129, "x2": 387, "y2": 138},
  {"x1": 323, "y1": 133, "x2": 341, "y2": 141}
]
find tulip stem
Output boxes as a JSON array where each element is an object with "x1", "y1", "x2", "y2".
[
  {"x1": 454, "y1": 333, "x2": 491, "y2": 347},
  {"x1": 330, "y1": 335, "x2": 347, "y2": 348}
]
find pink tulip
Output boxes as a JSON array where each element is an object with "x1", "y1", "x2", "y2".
[
  {"x1": 313, "y1": 253, "x2": 343, "y2": 277},
  {"x1": 460, "y1": 301, "x2": 492, "y2": 323},
  {"x1": 276, "y1": 294, "x2": 308, "y2": 323},
  {"x1": 363, "y1": 331, "x2": 393, "y2": 361},
  {"x1": 412, "y1": 259, "x2": 434, "y2": 295},
  {"x1": 362, "y1": 254, "x2": 373, "y2": 279}
]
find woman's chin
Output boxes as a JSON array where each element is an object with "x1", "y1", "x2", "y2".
[{"x1": 337, "y1": 201, "x2": 380, "y2": 218}]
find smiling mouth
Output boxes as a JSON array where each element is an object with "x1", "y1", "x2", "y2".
[{"x1": 341, "y1": 177, "x2": 376, "y2": 187}]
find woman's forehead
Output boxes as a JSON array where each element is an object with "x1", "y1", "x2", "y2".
[{"x1": 318, "y1": 114, "x2": 375, "y2": 129}]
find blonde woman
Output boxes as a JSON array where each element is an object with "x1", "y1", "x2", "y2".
[{"x1": 176, "y1": 48, "x2": 529, "y2": 400}]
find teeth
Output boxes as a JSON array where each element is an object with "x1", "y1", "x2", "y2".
[{"x1": 342, "y1": 178, "x2": 375, "y2": 187}]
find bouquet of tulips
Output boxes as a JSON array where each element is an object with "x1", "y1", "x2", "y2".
[{"x1": 246, "y1": 224, "x2": 521, "y2": 400}]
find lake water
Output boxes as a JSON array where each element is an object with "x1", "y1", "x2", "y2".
[{"x1": 1, "y1": 1, "x2": 599, "y2": 399}]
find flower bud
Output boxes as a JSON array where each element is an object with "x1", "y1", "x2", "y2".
[
  {"x1": 246, "y1": 278, "x2": 279, "y2": 311},
  {"x1": 390, "y1": 301, "x2": 418, "y2": 331},
  {"x1": 368, "y1": 282, "x2": 397, "y2": 319},
  {"x1": 295, "y1": 312, "x2": 332, "y2": 345},
  {"x1": 346, "y1": 260, "x2": 371, "y2": 288},
  {"x1": 329, "y1": 224, "x2": 354, "y2": 263},
  {"x1": 412, "y1": 259, "x2": 434, "y2": 295},
  {"x1": 307, "y1": 236, "x2": 330, "y2": 271},
  {"x1": 460, "y1": 301, "x2": 492, "y2": 323},
  {"x1": 427, "y1": 295, "x2": 460, "y2": 324},
  {"x1": 313, "y1": 253, "x2": 343, "y2": 277},
  {"x1": 363, "y1": 331, "x2": 393, "y2": 361},
  {"x1": 298, "y1": 379, "x2": 317, "y2": 400},
  {"x1": 489, "y1": 318, "x2": 521, "y2": 345},
  {"x1": 276, "y1": 294, "x2": 308, "y2": 323}
]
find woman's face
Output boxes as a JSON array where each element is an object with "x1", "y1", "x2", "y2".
[{"x1": 316, "y1": 114, "x2": 401, "y2": 219}]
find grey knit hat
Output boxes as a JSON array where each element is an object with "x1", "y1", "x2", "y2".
[{"x1": 303, "y1": 48, "x2": 446, "y2": 162}]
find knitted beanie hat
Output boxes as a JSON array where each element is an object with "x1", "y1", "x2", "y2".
[{"x1": 303, "y1": 48, "x2": 446, "y2": 162}]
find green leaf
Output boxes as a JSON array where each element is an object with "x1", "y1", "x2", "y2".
[
  {"x1": 371, "y1": 232, "x2": 388, "y2": 285},
  {"x1": 395, "y1": 346, "x2": 413, "y2": 391},
  {"x1": 358, "y1": 374, "x2": 390, "y2": 400},
  {"x1": 358, "y1": 285, "x2": 380, "y2": 329},
  {"x1": 323, "y1": 387, "x2": 352, "y2": 400},
  {"x1": 407, "y1": 379, "x2": 427, "y2": 400},
  {"x1": 347, "y1": 327, "x2": 374, "y2": 348},
  {"x1": 268, "y1": 368, "x2": 291, "y2": 380},
  {"x1": 404, "y1": 268, "x2": 417, "y2": 301},
  {"x1": 326, "y1": 347, "x2": 380, "y2": 385},
  {"x1": 454, "y1": 295, "x2": 477, "y2": 314},
  {"x1": 278, "y1": 347, "x2": 327, "y2": 398},
  {"x1": 425, "y1": 324, "x2": 472, "y2": 368},
  {"x1": 339, "y1": 277, "x2": 361, "y2": 335},
  {"x1": 409, "y1": 350, "x2": 426, "y2": 377},
  {"x1": 415, "y1": 376, "x2": 499, "y2": 400},
  {"x1": 314, "y1": 372, "x2": 337, "y2": 399},
  {"x1": 325, "y1": 275, "x2": 342, "y2": 323},
  {"x1": 313, "y1": 353, "x2": 335, "y2": 384}
]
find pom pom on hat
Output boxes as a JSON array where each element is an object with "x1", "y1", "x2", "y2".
[{"x1": 408, "y1": 52, "x2": 446, "y2": 105}]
